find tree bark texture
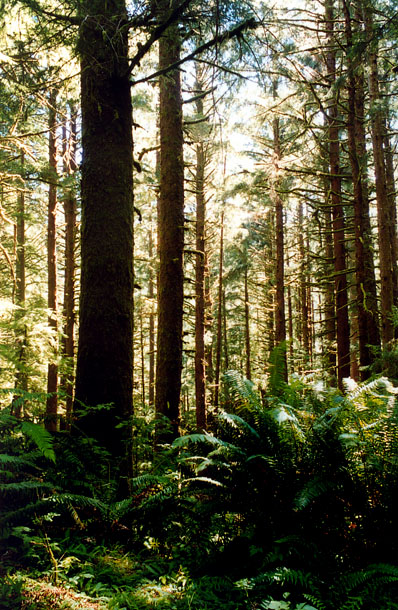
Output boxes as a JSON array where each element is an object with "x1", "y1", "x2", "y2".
[
  {"x1": 344, "y1": 0, "x2": 380, "y2": 377},
  {"x1": 61, "y1": 111, "x2": 77, "y2": 428},
  {"x1": 325, "y1": 0, "x2": 351, "y2": 388},
  {"x1": 244, "y1": 265, "x2": 252, "y2": 381},
  {"x1": 194, "y1": 81, "x2": 207, "y2": 430},
  {"x1": 46, "y1": 89, "x2": 58, "y2": 432},
  {"x1": 13, "y1": 150, "x2": 28, "y2": 418},
  {"x1": 214, "y1": 211, "x2": 224, "y2": 407},
  {"x1": 155, "y1": 4, "x2": 184, "y2": 438},
  {"x1": 74, "y1": 0, "x2": 134, "y2": 459},
  {"x1": 362, "y1": 0, "x2": 394, "y2": 346}
]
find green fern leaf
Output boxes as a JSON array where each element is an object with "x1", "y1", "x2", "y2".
[
  {"x1": 20, "y1": 422, "x2": 56, "y2": 463},
  {"x1": 268, "y1": 343, "x2": 288, "y2": 396}
]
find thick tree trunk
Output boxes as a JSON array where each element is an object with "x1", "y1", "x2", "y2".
[
  {"x1": 344, "y1": 0, "x2": 380, "y2": 378},
  {"x1": 74, "y1": 1, "x2": 134, "y2": 462},
  {"x1": 325, "y1": 0, "x2": 350, "y2": 389},
  {"x1": 46, "y1": 89, "x2": 58, "y2": 432},
  {"x1": 383, "y1": 124, "x2": 398, "y2": 315},
  {"x1": 155, "y1": 4, "x2": 184, "y2": 438},
  {"x1": 361, "y1": 0, "x2": 394, "y2": 346}
]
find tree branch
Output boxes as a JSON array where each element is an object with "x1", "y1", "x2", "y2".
[
  {"x1": 127, "y1": 0, "x2": 193, "y2": 76},
  {"x1": 130, "y1": 17, "x2": 258, "y2": 85}
]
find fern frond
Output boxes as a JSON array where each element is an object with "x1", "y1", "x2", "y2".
[
  {"x1": 0, "y1": 454, "x2": 36, "y2": 470},
  {"x1": 268, "y1": 343, "x2": 288, "y2": 396},
  {"x1": 294, "y1": 476, "x2": 337, "y2": 510},
  {"x1": 0, "y1": 480, "x2": 54, "y2": 495},
  {"x1": 20, "y1": 422, "x2": 55, "y2": 463},
  {"x1": 223, "y1": 369, "x2": 262, "y2": 412},
  {"x1": 217, "y1": 411, "x2": 260, "y2": 439},
  {"x1": 172, "y1": 433, "x2": 209, "y2": 447}
]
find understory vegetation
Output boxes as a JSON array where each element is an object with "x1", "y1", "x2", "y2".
[{"x1": 2, "y1": 368, "x2": 398, "y2": 610}]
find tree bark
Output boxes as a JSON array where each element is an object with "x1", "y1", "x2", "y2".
[
  {"x1": 361, "y1": 0, "x2": 394, "y2": 346},
  {"x1": 325, "y1": 0, "x2": 351, "y2": 388},
  {"x1": 194, "y1": 73, "x2": 207, "y2": 431},
  {"x1": 344, "y1": 0, "x2": 380, "y2": 377},
  {"x1": 13, "y1": 150, "x2": 28, "y2": 418},
  {"x1": 272, "y1": 92, "x2": 287, "y2": 381},
  {"x1": 214, "y1": 211, "x2": 224, "y2": 407},
  {"x1": 148, "y1": 212, "x2": 155, "y2": 408},
  {"x1": 244, "y1": 264, "x2": 252, "y2": 381},
  {"x1": 46, "y1": 89, "x2": 58, "y2": 432},
  {"x1": 155, "y1": 2, "x2": 184, "y2": 439},
  {"x1": 60, "y1": 109, "x2": 77, "y2": 429},
  {"x1": 74, "y1": 1, "x2": 134, "y2": 462}
]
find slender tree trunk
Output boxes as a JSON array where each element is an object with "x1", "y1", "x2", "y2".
[
  {"x1": 13, "y1": 150, "x2": 27, "y2": 418},
  {"x1": 223, "y1": 290, "x2": 229, "y2": 370},
  {"x1": 155, "y1": 3, "x2": 184, "y2": 438},
  {"x1": 46, "y1": 89, "x2": 58, "y2": 432},
  {"x1": 60, "y1": 110, "x2": 77, "y2": 429},
  {"x1": 74, "y1": 1, "x2": 134, "y2": 464},
  {"x1": 271, "y1": 90, "x2": 287, "y2": 381},
  {"x1": 205, "y1": 251, "x2": 214, "y2": 389},
  {"x1": 325, "y1": 0, "x2": 350, "y2": 388},
  {"x1": 194, "y1": 79, "x2": 207, "y2": 430},
  {"x1": 298, "y1": 202, "x2": 310, "y2": 363},
  {"x1": 140, "y1": 315, "x2": 146, "y2": 407},
  {"x1": 214, "y1": 211, "x2": 224, "y2": 407},
  {"x1": 323, "y1": 201, "x2": 337, "y2": 382},
  {"x1": 148, "y1": 213, "x2": 155, "y2": 408},
  {"x1": 244, "y1": 264, "x2": 252, "y2": 381}
]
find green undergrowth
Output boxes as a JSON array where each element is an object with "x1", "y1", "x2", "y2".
[{"x1": 3, "y1": 371, "x2": 398, "y2": 608}]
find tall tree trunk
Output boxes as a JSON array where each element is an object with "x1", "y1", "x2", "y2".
[
  {"x1": 383, "y1": 122, "x2": 398, "y2": 315},
  {"x1": 74, "y1": 1, "x2": 134, "y2": 465},
  {"x1": 223, "y1": 290, "x2": 229, "y2": 370},
  {"x1": 271, "y1": 87, "x2": 287, "y2": 381},
  {"x1": 155, "y1": 3, "x2": 184, "y2": 438},
  {"x1": 194, "y1": 75, "x2": 207, "y2": 431},
  {"x1": 140, "y1": 315, "x2": 146, "y2": 407},
  {"x1": 344, "y1": 0, "x2": 380, "y2": 378},
  {"x1": 298, "y1": 202, "x2": 310, "y2": 364},
  {"x1": 60, "y1": 109, "x2": 77, "y2": 429},
  {"x1": 244, "y1": 264, "x2": 252, "y2": 381},
  {"x1": 148, "y1": 212, "x2": 155, "y2": 408},
  {"x1": 323, "y1": 199, "x2": 337, "y2": 382},
  {"x1": 46, "y1": 89, "x2": 58, "y2": 432},
  {"x1": 214, "y1": 211, "x2": 224, "y2": 407},
  {"x1": 361, "y1": 0, "x2": 394, "y2": 346},
  {"x1": 13, "y1": 150, "x2": 27, "y2": 418},
  {"x1": 325, "y1": 0, "x2": 350, "y2": 388}
]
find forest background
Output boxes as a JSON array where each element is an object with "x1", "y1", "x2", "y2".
[{"x1": 2, "y1": 0, "x2": 398, "y2": 609}]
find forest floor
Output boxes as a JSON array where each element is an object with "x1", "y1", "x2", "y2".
[{"x1": 20, "y1": 578, "x2": 106, "y2": 610}]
